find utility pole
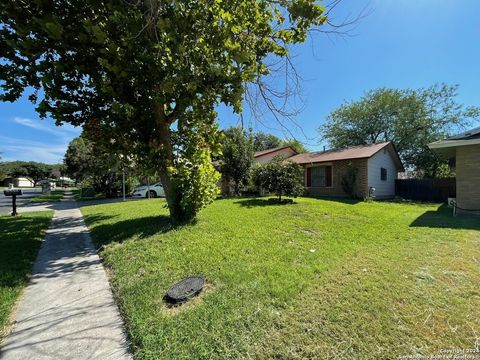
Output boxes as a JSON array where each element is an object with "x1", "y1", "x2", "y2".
[
  {"x1": 147, "y1": 177, "x2": 150, "y2": 199},
  {"x1": 122, "y1": 167, "x2": 126, "y2": 201}
]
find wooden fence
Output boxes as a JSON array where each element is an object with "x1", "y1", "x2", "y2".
[{"x1": 395, "y1": 178, "x2": 456, "y2": 202}]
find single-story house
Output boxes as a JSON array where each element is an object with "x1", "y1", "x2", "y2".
[
  {"x1": 3, "y1": 177, "x2": 35, "y2": 188},
  {"x1": 428, "y1": 127, "x2": 480, "y2": 215},
  {"x1": 286, "y1": 142, "x2": 404, "y2": 199},
  {"x1": 254, "y1": 146, "x2": 298, "y2": 165},
  {"x1": 56, "y1": 176, "x2": 75, "y2": 187}
]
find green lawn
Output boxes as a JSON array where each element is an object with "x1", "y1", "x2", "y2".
[
  {"x1": 0, "y1": 211, "x2": 53, "y2": 340},
  {"x1": 29, "y1": 190, "x2": 64, "y2": 203},
  {"x1": 81, "y1": 198, "x2": 480, "y2": 359}
]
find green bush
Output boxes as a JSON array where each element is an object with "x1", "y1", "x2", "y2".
[{"x1": 252, "y1": 157, "x2": 304, "y2": 201}]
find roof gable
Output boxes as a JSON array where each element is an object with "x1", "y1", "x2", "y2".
[
  {"x1": 289, "y1": 142, "x2": 404, "y2": 171},
  {"x1": 254, "y1": 146, "x2": 297, "y2": 158},
  {"x1": 448, "y1": 126, "x2": 480, "y2": 140},
  {"x1": 429, "y1": 126, "x2": 480, "y2": 158}
]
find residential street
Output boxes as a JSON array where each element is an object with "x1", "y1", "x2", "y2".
[{"x1": 0, "y1": 188, "x2": 42, "y2": 215}]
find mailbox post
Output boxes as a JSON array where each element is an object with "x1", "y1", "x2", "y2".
[{"x1": 3, "y1": 189, "x2": 23, "y2": 216}]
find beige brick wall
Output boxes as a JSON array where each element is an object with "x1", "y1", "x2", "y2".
[
  {"x1": 456, "y1": 144, "x2": 480, "y2": 215},
  {"x1": 305, "y1": 158, "x2": 369, "y2": 198}
]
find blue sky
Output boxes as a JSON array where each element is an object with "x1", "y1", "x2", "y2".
[{"x1": 1, "y1": 0, "x2": 479, "y2": 163}]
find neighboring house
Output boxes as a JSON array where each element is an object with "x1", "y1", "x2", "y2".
[
  {"x1": 428, "y1": 127, "x2": 480, "y2": 215},
  {"x1": 254, "y1": 146, "x2": 298, "y2": 164},
  {"x1": 3, "y1": 177, "x2": 35, "y2": 187},
  {"x1": 38, "y1": 179, "x2": 57, "y2": 191},
  {"x1": 288, "y1": 142, "x2": 404, "y2": 199},
  {"x1": 56, "y1": 176, "x2": 75, "y2": 187}
]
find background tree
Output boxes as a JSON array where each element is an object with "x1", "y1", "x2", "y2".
[
  {"x1": 253, "y1": 132, "x2": 283, "y2": 152},
  {"x1": 23, "y1": 162, "x2": 53, "y2": 186},
  {"x1": 252, "y1": 156, "x2": 304, "y2": 201},
  {"x1": 253, "y1": 132, "x2": 308, "y2": 153},
  {"x1": 1, "y1": 0, "x2": 330, "y2": 223},
  {"x1": 320, "y1": 84, "x2": 480, "y2": 177},
  {"x1": 282, "y1": 138, "x2": 309, "y2": 153},
  {"x1": 0, "y1": 154, "x2": 7, "y2": 183},
  {"x1": 64, "y1": 134, "x2": 128, "y2": 197},
  {"x1": 64, "y1": 137, "x2": 91, "y2": 185},
  {"x1": 0, "y1": 161, "x2": 54, "y2": 185},
  {"x1": 220, "y1": 127, "x2": 254, "y2": 195}
]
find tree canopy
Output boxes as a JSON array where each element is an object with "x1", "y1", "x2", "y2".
[
  {"x1": 64, "y1": 134, "x2": 131, "y2": 197},
  {"x1": 220, "y1": 127, "x2": 254, "y2": 195},
  {"x1": 1, "y1": 0, "x2": 327, "y2": 222},
  {"x1": 253, "y1": 131, "x2": 308, "y2": 153},
  {"x1": 320, "y1": 85, "x2": 480, "y2": 177},
  {"x1": 0, "y1": 160, "x2": 59, "y2": 185}
]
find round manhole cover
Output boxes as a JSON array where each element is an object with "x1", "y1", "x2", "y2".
[{"x1": 165, "y1": 276, "x2": 205, "y2": 303}]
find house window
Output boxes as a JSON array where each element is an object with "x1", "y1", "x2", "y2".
[
  {"x1": 312, "y1": 166, "x2": 326, "y2": 187},
  {"x1": 380, "y1": 167, "x2": 387, "y2": 181},
  {"x1": 307, "y1": 165, "x2": 332, "y2": 187}
]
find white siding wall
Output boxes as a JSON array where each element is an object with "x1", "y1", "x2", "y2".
[{"x1": 367, "y1": 149, "x2": 398, "y2": 198}]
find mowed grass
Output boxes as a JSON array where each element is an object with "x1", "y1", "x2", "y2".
[
  {"x1": 80, "y1": 198, "x2": 480, "y2": 359},
  {"x1": 30, "y1": 190, "x2": 64, "y2": 203},
  {"x1": 0, "y1": 211, "x2": 53, "y2": 340}
]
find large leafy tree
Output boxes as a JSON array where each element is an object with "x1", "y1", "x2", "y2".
[
  {"x1": 320, "y1": 85, "x2": 480, "y2": 177},
  {"x1": 220, "y1": 126, "x2": 254, "y2": 195},
  {"x1": 0, "y1": 160, "x2": 54, "y2": 185},
  {"x1": 253, "y1": 131, "x2": 308, "y2": 153},
  {"x1": 1, "y1": 0, "x2": 327, "y2": 222}
]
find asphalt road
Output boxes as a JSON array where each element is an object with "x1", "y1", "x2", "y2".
[{"x1": 0, "y1": 187, "x2": 43, "y2": 215}]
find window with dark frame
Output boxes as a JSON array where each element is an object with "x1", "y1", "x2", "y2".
[
  {"x1": 307, "y1": 165, "x2": 332, "y2": 187},
  {"x1": 380, "y1": 167, "x2": 387, "y2": 181}
]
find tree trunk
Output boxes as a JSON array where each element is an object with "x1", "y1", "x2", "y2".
[
  {"x1": 142, "y1": 2, "x2": 193, "y2": 224},
  {"x1": 152, "y1": 101, "x2": 193, "y2": 224}
]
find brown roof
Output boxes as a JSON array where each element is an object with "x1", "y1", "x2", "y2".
[
  {"x1": 254, "y1": 146, "x2": 297, "y2": 158},
  {"x1": 289, "y1": 142, "x2": 404, "y2": 171}
]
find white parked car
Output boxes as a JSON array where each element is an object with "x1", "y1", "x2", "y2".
[{"x1": 133, "y1": 182, "x2": 165, "y2": 198}]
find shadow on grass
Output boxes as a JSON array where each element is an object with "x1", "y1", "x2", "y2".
[
  {"x1": 234, "y1": 198, "x2": 298, "y2": 208},
  {"x1": 0, "y1": 214, "x2": 51, "y2": 292},
  {"x1": 83, "y1": 213, "x2": 187, "y2": 248},
  {"x1": 410, "y1": 204, "x2": 480, "y2": 230}
]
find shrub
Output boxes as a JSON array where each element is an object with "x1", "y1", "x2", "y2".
[{"x1": 252, "y1": 157, "x2": 304, "y2": 201}]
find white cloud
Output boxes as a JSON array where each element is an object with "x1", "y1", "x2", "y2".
[
  {"x1": 13, "y1": 117, "x2": 81, "y2": 140},
  {"x1": 0, "y1": 136, "x2": 70, "y2": 164}
]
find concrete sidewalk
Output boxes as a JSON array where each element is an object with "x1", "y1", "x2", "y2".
[{"x1": 0, "y1": 198, "x2": 132, "y2": 359}]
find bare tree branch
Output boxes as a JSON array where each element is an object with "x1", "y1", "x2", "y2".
[{"x1": 244, "y1": 0, "x2": 373, "y2": 147}]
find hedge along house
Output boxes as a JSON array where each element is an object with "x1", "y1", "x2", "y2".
[
  {"x1": 428, "y1": 127, "x2": 480, "y2": 215},
  {"x1": 288, "y1": 142, "x2": 404, "y2": 199}
]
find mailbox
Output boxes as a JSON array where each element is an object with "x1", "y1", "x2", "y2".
[
  {"x1": 3, "y1": 188, "x2": 22, "y2": 216},
  {"x1": 4, "y1": 189, "x2": 23, "y2": 196}
]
